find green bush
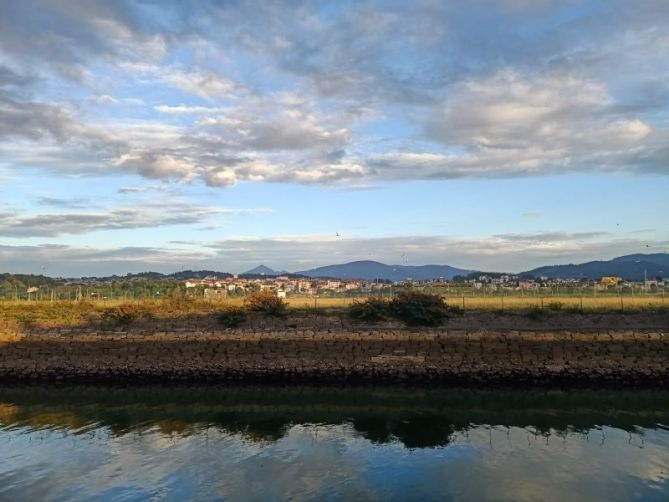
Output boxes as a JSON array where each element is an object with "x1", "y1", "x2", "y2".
[
  {"x1": 546, "y1": 301, "x2": 563, "y2": 311},
  {"x1": 244, "y1": 291, "x2": 287, "y2": 317},
  {"x1": 389, "y1": 291, "x2": 449, "y2": 326},
  {"x1": 348, "y1": 297, "x2": 390, "y2": 322},
  {"x1": 100, "y1": 305, "x2": 148, "y2": 325},
  {"x1": 217, "y1": 307, "x2": 247, "y2": 328}
]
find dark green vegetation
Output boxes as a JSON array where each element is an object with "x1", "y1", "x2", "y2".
[
  {"x1": 243, "y1": 291, "x2": 287, "y2": 316},
  {"x1": 349, "y1": 292, "x2": 461, "y2": 326},
  {"x1": 0, "y1": 274, "x2": 189, "y2": 301},
  {"x1": 216, "y1": 292, "x2": 287, "y2": 326},
  {"x1": 100, "y1": 304, "x2": 155, "y2": 326},
  {"x1": 217, "y1": 307, "x2": 248, "y2": 328},
  {"x1": 349, "y1": 297, "x2": 390, "y2": 322},
  {"x1": 389, "y1": 291, "x2": 452, "y2": 326}
]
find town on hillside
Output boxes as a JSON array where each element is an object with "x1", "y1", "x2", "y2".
[
  {"x1": 2, "y1": 268, "x2": 667, "y2": 301},
  {"x1": 180, "y1": 274, "x2": 668, "y2": 299}
]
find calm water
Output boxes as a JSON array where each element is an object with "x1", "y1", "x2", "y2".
[{"x1": 0, "y1": 385, "x2": 667, "y2": 501}]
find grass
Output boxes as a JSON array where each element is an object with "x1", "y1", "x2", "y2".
[
  {"x1": 448, "y1": 295, "x2": 668, "y2": 311},
  {"x1": 0, "y1": 295, "x2": 667, "y2": 328}
]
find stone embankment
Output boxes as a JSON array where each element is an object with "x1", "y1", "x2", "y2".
[{"x1": 0, "y1": 314, "x2": 667, "y2": 384}]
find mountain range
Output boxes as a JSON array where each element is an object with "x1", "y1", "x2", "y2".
[
  {"x1": 256, "y1": 253, "x2": 668, "y2": 281},
  {"x1": 4, "y1": 254, "x2": 668, "y2": 282},
  {"x1": 296, "y1": 261, "x2": 470, "y2": 281},
  {"x1": 521, "y1": 253, "x2": 668, "y2": 281}
]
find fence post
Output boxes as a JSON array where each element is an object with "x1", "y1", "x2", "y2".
[{"x1": 462, "y1": 296, "x2": 465, "y2": 311}]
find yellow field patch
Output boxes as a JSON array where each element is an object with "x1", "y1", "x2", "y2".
[{"x1": 0, "y1": 294, "x2": 666, "y2": 328}]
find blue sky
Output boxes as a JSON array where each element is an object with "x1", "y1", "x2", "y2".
[{"x1": 0, "y1": 0, "x2": 668, "y2": 276}]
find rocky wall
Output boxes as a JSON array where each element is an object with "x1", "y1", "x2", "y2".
[{"x1": 1, "y1": 325, "x2": 667, "y2": 384}]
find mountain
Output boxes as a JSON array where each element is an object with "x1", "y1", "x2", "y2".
[
  {"x1": 521, "y1": 253, "x2": 668, "y2": 280},
  {"x1": 612, "y1": 253, "x2": 669, "y2": 268},
  {"x1": 242, "y1": 265, "x2": 282, "y2": 276},
  {"x1": 78, "y1": 270, "x2": 233, "y2": 282},
  {"x1": 297, "y1": 260, "x2": 470, "y2": 281}
]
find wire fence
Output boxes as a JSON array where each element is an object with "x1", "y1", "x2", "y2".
[{"x1": 1, "y1": 290, "x2": 667, "y2": 312}]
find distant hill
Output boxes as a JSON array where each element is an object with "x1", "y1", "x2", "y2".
[
  {"x1": 4, "y1": 253, "x2": 667, "y2": 283},
  {"x1": 521, "y1": 253, "x2": 668, "y2": 280},
  {"x1": 78, "y1": 270, "x2": 232, "y2": 282},
  {"x1": 242, "y1": 265, "x2": 283, "y2": 276},
  {"x1": 297, "y1": 260, "x2": 470, "y2": 281},
  {"x1": 611, "y1": 253, "x2": 669, "y2": 267}
]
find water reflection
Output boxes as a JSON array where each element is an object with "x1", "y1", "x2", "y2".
[{"x1": 0, "y1": 385, "x2": 668, "y2": 501}]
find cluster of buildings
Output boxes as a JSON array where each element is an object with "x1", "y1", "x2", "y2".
[
  {"x1": 465, "y1": 274, "x2": 666, "y2": 292},
  {"x1": 183, "y1": 275, "x2": 385, "y2": 298},
  {"x1": 182, "y1": 273, "x2": 667, "y2": 298}
]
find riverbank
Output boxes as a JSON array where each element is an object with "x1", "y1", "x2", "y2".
[{"x1": 1, "y1": 312, "x2": 667, "y2": 384}]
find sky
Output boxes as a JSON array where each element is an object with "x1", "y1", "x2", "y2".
[{"x1": 0, "y1": 0, "x2": 668, "y2": 276}]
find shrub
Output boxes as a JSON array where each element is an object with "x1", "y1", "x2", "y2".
[
  {"x1": 217, "y1": 307, "x2": 247, "y2": 328},
  {"x1": 525, "y1": 305, "x2": 546, "y2": 320},
  {"x1": 546, "y1": 301, "x2": 563, "y2": 311},
  {"x1": 389, "y1": 291, "x2": 449, "y2": 326},
  {"x1": 244, "y1": 291, "x2": 287, "y2": 316},
  {"x1": 445, "y1": 303, "x2": 464, "y2": 315},
  {"x1": 14, "y1": 312, "x2": 37, "y2": 326},
  {"x1": 348, "y1": 297, "x2": 390, "y2": 322},
  {"x1": 101, "y1": 304, "x2": 147, "y2": 325}
]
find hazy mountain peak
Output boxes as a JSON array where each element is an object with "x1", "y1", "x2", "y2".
[{"x1": 243, "y1": 265, "x2": 280, "y2": 276}]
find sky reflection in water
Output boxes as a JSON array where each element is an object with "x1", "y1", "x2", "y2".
[{"x1": 0, "y1": 385, "x2": 668, "y2": 501}]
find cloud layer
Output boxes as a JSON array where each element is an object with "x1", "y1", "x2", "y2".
[
  {"x1": 2, "y1": 232, "x2": 667, "y2": 276},
  {"x1": 1, "y1": 0, "x2": 668, "y2": 187},
  {"x1": 2, "y1": 1, "x2": 668, "y2": 276},
  {"x1": 0, "y1": 203, "x2": 271, "y2": 237}
]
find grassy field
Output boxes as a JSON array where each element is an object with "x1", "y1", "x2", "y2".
[{"x1": 0, "y1": 294, "x2": 667, "y2": 328}]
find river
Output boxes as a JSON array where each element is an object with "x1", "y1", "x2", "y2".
[{"x1": 0, "y1": 385, "x2": 667, "y2": 501}]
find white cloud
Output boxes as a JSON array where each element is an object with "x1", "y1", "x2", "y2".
[
  {"x1": 201, "y1": 168, "x2": 238, "y2": 187},
  {"x1": 112, "y1": 153, "x2": 197, "y2": 181},
  {"x1": 0, "y1": 0, "x2": 668, "y2": 192},
  {"x1": 154, "y1": 105, "x2": 227, "y2": 114},
  {"x1": 0, "y1": 203, "x2": 273, "y2": 237},
  {"x1": 162, "y1": 71, "x2": 237, "y2": 100},
  {"x1": 364, "y1": 70, "x2": 661, "y2": 180}
]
